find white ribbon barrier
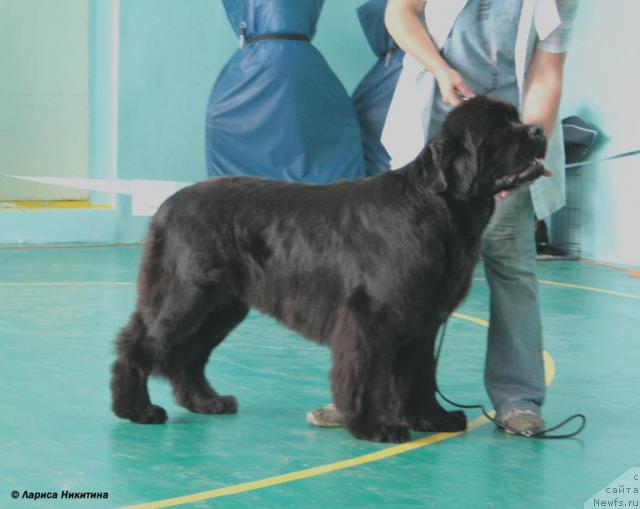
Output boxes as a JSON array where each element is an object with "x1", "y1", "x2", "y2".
[
  {"x1": 564, "y1": 149, "x2": 640, "y2": 169},
  {"x1": 0, "y1": 176, "x2": 193, "y2": 216},
  {"x1": 4, "y1": 148, "x2": 639, "y2": 215}
]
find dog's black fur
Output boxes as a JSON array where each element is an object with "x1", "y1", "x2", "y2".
[{"x1": 111, "y1": 96, "x2": 546, "y2": 443}]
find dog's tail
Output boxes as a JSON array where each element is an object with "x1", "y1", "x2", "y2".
[{"x1": 136, "y1": 215, "x2": 168, "y2": 310}]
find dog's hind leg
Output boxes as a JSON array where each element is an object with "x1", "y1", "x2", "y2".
[
  {"x1": 111, "y1": 273, "x2": 217, "y2": 424},
  {"x1": 396, "y1": 326, "x2": 467, "y2": 432},
  {"x1": 111, "y1": 312, "x2": 168, "y2": 424},
  {"x1": 170, "y1": 299, "x2": 248, "y2": 415}
]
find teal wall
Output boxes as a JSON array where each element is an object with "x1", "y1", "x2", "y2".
[
  {"x1": 554, "y1": 0, "x2": 640, "y2": 265},
  {"x1": 1, "y1": 1, "x2": 639, "y2": 266},
  {"x1": 0, "y1": 0, "x2": 372, "y2": 244},
  {"x1": 116, "y1": 0, "x2": 373, "y2": 182},
  {"x1": 0, "y1": 0, "x2": 90, "y2": 201},
  {"x1": 117, "y1": 0, "x2": 232, "y2": 182},
  {"x1": 0, "y1": 0, "x2": 148, "y2": 244}
]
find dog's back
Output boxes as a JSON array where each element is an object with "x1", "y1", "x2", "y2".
[{"x1": 153, "y1": 172, "x2": 452, "y2": 342}]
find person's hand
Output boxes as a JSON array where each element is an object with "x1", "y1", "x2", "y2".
[
  {"x1": 495, "y1": 168, "x2": 553, "y2": 203},
  {"x1": 434, "y1": 66, "x2": 475, "y2": 106},
  {"x1": 495, "y1": 190, "x2": 511, "y2": 202}
]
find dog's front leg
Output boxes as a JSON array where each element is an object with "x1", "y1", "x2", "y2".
[
  {"x1": 329, "y1": 318, "x2": 410, "y2": 443},
  {"x1": 397, "y1": 328, "x2": 467, "y2": 432}
]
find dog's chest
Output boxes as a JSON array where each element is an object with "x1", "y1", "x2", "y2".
[
  {"x1": 438, "y1": 208, "x2": 489, "y2": 313},
  {"x1": 445, "y1": 236, "x2": 481, "y2": 301}
]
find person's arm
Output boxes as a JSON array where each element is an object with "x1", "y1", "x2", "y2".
[
  {"x1": 524, "y1": 0, "x2": 578, "y2": 138},
  {"x1": 521, "y1": 49, "x2": 567, "y2": 139},
  {"x1": 384, "y1": 0, "x2": 474, "y2": 105},
  {"x1": 494, "y1": 50, "x2": 565, "y2": 200}
]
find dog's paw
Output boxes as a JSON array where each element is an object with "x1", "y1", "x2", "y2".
[
  {"x1": 382, "y1": 424, "x2": 411, "y2": 443},
  {"x1": 409, "y1": 410, "x2": 467, "y2": 432},
  {"x1": 116, "y1": 403, "x2": 168, "y2": 425},
  {"x1": 190, "y1": 395, "x2": 238, "y2": 415},
  {"x1": 351, "y1": 424, "x2": 411, "y2": 443},
  {"x1": 141, "y1": 404, "x2": 169, "y2": 424}
]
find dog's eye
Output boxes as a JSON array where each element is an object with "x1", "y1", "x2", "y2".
[{"x1": 501, "y1": 120, "x2": 522, "y2": 134}]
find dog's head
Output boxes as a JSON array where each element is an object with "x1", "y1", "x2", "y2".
[{"x1": 420, "y1": 96, "x2": 547, "y2": 199}]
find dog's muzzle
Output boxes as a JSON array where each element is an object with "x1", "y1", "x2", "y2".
[{"x1": 494, "y1": 157, "x2": 546, "y2": 192}]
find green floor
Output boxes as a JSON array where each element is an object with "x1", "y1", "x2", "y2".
[{"x1": 1, "y1": 245, "x2": 638, "y2": 508}]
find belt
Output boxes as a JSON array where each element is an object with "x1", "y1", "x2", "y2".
[
  {"x1": 247, "y1": 33, "x2": 311, "y2": 44},
  {"x1": 239, "y1": 25, "x2": 311, "y2": 48}
]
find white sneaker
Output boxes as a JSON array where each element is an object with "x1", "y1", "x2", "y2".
[
  {"x1": 500, "y1": 409, "x2": 545, "y2": 435},
  {"x1": 306, "y1": 403, "x2": 343, "y2": 428}
]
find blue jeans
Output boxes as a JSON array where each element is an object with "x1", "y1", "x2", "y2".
[{"x1": 481, "y1": 186, "x2": 546, "y2": 417}]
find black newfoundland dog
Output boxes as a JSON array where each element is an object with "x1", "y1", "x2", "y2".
[{"x1": 111, "y1": 96, "x2": 546, "y2": 443}]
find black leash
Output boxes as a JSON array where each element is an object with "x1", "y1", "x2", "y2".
[{"x1": 434, "y1": 321, "x2": 586, "y2": 439}]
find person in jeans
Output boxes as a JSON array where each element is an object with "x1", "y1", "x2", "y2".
[{"x1": 307, "y1": 0, "x2": 579, "y2": 434}]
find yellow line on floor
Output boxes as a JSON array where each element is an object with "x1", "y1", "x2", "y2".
[
  {"x1": 452, "y1": 311, "x2": 488, "y2": 327},
  {"x1": 537, "y1": 279, "x2": 640, "y2": 300},
  {"x1": 473, "y1": 277, "x2": 640, "y2": 300},
  {"x1": 120, "y1": 416, "x2": 490, "y2": 509},
  {"x1": 0, "y1": 281, "x2": 133, "y2": 287},
  {"x1": 542, "y1": 350, "x2": 555, "y2": 386},
  {"x1": 119, "y1": 313, "x2": 554, "y2": 509},
  {"x1": 0, "y1": 200, "x2": 112, "y2": 210}
]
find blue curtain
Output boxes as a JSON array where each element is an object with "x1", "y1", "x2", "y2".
[
  {"x1": 351, "y1": 0, "x2": 404, "y2": 176},
  {"x1": 206, "y1": 0, "x2": 365, "y2": 183}
]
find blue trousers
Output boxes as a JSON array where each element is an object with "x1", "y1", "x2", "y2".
[
  {"x1": 481, "y1": 186, "x2": 546, "y2": 417},
  {"x1": 428, "y1": 86, "x2": 545, "y2": 417}
]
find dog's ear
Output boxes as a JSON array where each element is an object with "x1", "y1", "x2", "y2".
[
  {"x1": 420, "y1": 142, "x2": 448, "y2": 193},
  {"x1": 448, "y1": 131, "x2": 480, "y2": 199}
]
